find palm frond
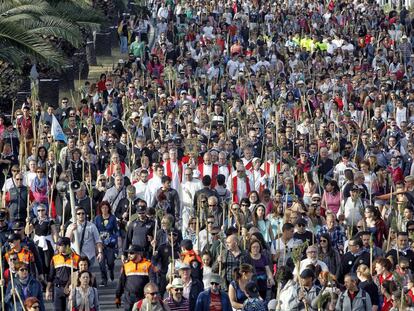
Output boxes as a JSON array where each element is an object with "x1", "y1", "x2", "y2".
[
  {"x1": 1, "y1": 13, "x2": 35, "y2": 23},
  {"x1": 0, "y1": 21, "x2": 66, "y2": 68},
  {"x1": 53, "y1": 1, "x2": 105, "y2": 24},
  {"x1": 0, "y1": 46, "x2": 26, "y2": 67},
  {"x1": 24, "y1": 15, "x2": 82, "y2": 48},
  {"x1": 0, "y1": 3, "x2": 50, "y2": 17}
]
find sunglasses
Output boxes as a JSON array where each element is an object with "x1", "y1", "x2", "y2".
[
  {"x1": 207, "y1": 221, "x2": 214, "y2": 224},
  {"x1": 147, "y1": 292, "x2": 159, "y2": 296},
  {"x1": 211, "y1": 282, "x2": 220, "y2": 286},
  {"x1": 77, "y1": 212, "x2": 85, "y2": 215},
  {"x1": 16, "y1": 178, "x2": 23, "y2": 181},
  {"x1": 174, "y1": 288, "x2": 183, "y2": 292}
]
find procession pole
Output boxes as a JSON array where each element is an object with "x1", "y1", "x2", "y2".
[{"x1": 0, "y1": 244, "x2": 4, "y2": 311}]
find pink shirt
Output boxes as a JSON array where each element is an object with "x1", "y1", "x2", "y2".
[{"x1": 322, "y1": 191, "x2": 341, "y2": 214}]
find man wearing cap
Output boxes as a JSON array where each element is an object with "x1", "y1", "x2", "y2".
[
  {"x1": 180, "y1": 239, "x2": 203, "y2": 280},
  {"x1": 295, "y1": 269, "x2": 321, "y2": 310},
  {"x1": 46, "y1": 237, "x2": 80, "y2": 311},
  {"x1": 293, "y1": 218, "x2": 315, "y2": 245},
  {"x1": 164, "y1": 277, "x2": 190, "y2": 310},
  {"x1": 177, "y1": 262, "x2": 204, "y2": 311},
  {"x1": 241, "y1": 281, "x2": 267, "y2": 311},
  {"x1": 116, "y1": 245, "x2": 156, "y2": 311},
  {"x1": 5, "y1": 233, "x2": 36, "y2": 274},
  {"x1": 123, "y1": 201, "x2": 154, "y2": 260},
  {"x1": 195, "y1": 273, "x2": 231, "y2": 311}
]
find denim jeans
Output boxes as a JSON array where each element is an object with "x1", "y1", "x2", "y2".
[{"x1": 120, "y1": 36, "x2": 128, "y2": 54}]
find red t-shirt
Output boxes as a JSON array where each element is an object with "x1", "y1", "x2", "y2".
[{"x1": 210, "y1": 291, "x2": 222, "y2": 311}]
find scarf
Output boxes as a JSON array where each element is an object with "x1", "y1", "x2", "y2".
[
  {"x1": 106, "y1": 162, "x2": 126, "y2": 177},
  {"x1": 166, "y1": 159, "x2": 183, "y2": 181},
  {"x1": 77, "y1": 287, "x2": 91, "y2": 311},
  {"x1": 31, "y1": 176, "x2": 48, "y2": 203},
  {"x1": 232, "y1": 175, "x2": 251, "y2": 203},
  {"x1": 198, "y1": 163, "x2": 218, "y2": 187}
]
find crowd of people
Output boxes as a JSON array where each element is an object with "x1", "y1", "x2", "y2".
[{"x1": 4, "y1": 0, "x2": 414, "y2": 310}]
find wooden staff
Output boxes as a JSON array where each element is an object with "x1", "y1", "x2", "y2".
[
  {"x1": 218, "y1": 236, "x2": 223, "y2": 275},
  {"x1": 10, "y1": 263, "x2": 18, "y2": 311},
  {"x1": 152, "y1": 216, "x2": 158, "y2": 256},
  {"x1": 196, "y1": 200, "x2": 200, "y2": 253},
  {"x1": 70, "y1": 252, "x2": 74, "y2": 311},
  {"x1": 48, "y1": 160, "x2": 57, "y2": 218},
  {"x1": 206, "y1": 218, "x2": 210, "y2": 252},
  {"x1": 25, "y1": 174, "x2": 30, "y2": 236},
  {"x1": 170, "y1": 231, "x2": 174, "y2": 281},
  {"x1": 0, "y1": 243, "x2": 4, "y2": 311}
]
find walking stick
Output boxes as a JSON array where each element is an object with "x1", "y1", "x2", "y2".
[
  {"x1": 153, "y1": 216, "x2": 158, "y2": 256},
  {"x1": 70, "y1": 253, "x2": 74, "y2": 311},
  {"x1": 0, "y1": 244, "x2": 4, "y2": 311},
  {"x1": 196, "y1": 200, "x2": 200, "y2": 253},
  {"x1": 25, "y1": 174, "x2": 30, "y2": 236},
  {"x1": 170, "y1": 231, "x2": 174, "y2": 281},
  {"x1": 10, "y1": 266, "x2": 18, "y2": 311}
]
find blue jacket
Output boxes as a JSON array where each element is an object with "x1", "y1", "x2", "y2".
[
  {"x1": 195, "y1": 289, "x2": 232, "y2": 311},
  {"x1": 94, "y1": 214, "x2": 119, "y2": 247},
  {"x1": 5, "y1": 275, "x2": 45, "y2": 311}
]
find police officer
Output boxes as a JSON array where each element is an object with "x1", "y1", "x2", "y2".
[
  {"x1": 12, "y1": 220, "x2": 44, "y2": 278},
  {"x1": 123, "y1": 202, "x2": 154, "y2": 259},
  {"x1": 45, "y1": 237, "x2": 80, "y2": 311},
  {"x1": 115, "y1": 245, "x2": 156, "y2": 311},
  {"x1": 5, "y1": 233, "x2": 36, "y2": 275}
]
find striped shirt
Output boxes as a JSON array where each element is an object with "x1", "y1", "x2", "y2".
[{"x1": 164, "y1": 296, "x2": 190, "y2": 311}]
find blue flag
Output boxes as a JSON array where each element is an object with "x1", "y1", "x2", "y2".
[{"x1": 51, "y1": 115, "x2": 67, "y2": 143}]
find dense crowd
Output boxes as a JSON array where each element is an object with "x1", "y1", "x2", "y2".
[{"x1": 5, "y1": 0, "x2": 414, "y2": 310}]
